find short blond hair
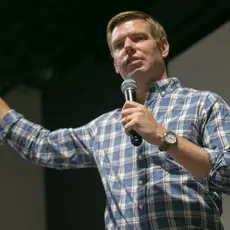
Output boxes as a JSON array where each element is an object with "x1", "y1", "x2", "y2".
[{"x1": 106, "y1": 11, "x2": 167, "y2": 53}]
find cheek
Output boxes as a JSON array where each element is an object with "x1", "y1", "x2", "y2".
[
  {"x1": 145, "y1": 49, "x2": 160, "y2": 64},
  {"x1": 114, "y1": 53, "x2": 126, "y2": 71},
  {"x1": 113, "y1": 56, "x2": 121, "y2": 69},
  {"x1": 114, "y1": 57, "x2": 119, "y2": 67},
  {"x1": 114, "y1": 52, "x2": 122, "y2": 65},
  {"x1": 114, "y1": 58, "x2": 125, "y2": 75},
  {"x1": 145, "y1": 54, "x2": 155, "y2": 66}
]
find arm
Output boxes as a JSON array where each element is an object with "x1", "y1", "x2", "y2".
[
  {"x1": 121, "y1": 97, "x2": 230, "y2": 194},
  {"x1": 199, "y1": 95, "x2": 230, "y2": 194},
  {"x1": 121, "y1": 100, "x2": 211, "y2": 179},
  {"x1": 165, "y1": 95, "x2": 230, "y2": 189},
  {"x1": 0, "y1": 98, "x2": 98, "y2": 170},
  {"x1": 165, "y1": 135, "x2": 211, "y2": 180},
  {"x1": 122, "y1": 101, "x2": 210, "y2": 179}
]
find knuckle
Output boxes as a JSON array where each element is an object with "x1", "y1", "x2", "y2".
[{"x1": 133, "y1": 117, "x2": 139, "y2": 124}]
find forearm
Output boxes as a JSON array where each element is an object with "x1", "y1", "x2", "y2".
[
  {"x1": 0, "y1": 98, "x2": 11, "y2": 119},
  {"x1": 167, "y1": 136, "x2": 211, "y2": 179}
]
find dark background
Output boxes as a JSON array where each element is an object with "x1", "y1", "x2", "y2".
[{"x1": 0, "y1": 0, "x2": 229, "y2": 229}]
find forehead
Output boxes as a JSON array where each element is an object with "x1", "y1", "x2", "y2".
[{"x1": 111, "y1": 19, "x2": 150, "y2": 43}]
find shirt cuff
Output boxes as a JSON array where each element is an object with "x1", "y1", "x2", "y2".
[
  {"x1": 203, "y1": 147, "x2": 229, "y2": 191},
  {"x1": 204, "y1": 147, "x2": 225, "y2": 174}
]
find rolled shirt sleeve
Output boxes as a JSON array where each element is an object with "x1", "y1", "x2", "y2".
[{"x1": 202, "y1": 94, "x2": 230, "y2": 194}]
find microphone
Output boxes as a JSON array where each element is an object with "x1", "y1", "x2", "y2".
[{"x1": 121, "y1": 79, "x2": 143, "y2": 147}]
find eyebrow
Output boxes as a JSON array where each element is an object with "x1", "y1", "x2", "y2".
[{"x1": 112, "y1": 31, "x2": 148, "y2": 47}]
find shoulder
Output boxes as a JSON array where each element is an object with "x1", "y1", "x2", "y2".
[
  {"x1": 176, "y1": 85, "x2": 230, "y2": 111},
  {"x1": 174, "y1": 81, "x2": 224, "y2": 101}
]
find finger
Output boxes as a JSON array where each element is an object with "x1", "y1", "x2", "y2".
[
  {"x1": 121, "y1": 108, "x2": 137, "y2": 118},
  {"x1": 122, "y1": 119, "x2": 132, "y2": 135},
  {"x1": 121, "y1": 116, "x2": 128, "y2": 126},
  {"x1": 122, "y1": 101, "x2": 140, "y2": 110},
  {"x1": 124, "y1": 119, "x2": 137, "y2": 131},
  {"x1": 121, "y1": 114, "x2": 134, "y2": 126},
  {"x1": 124, "y1": 128, "x2": 132, "y2": 136},
  {"x1": 121, "y1": 107, "x2": 144, "y2": 118}
]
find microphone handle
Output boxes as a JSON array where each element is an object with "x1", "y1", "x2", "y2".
[
  {"x1": 129, "y1": 128, "x2": 143, "y2": 147},
  {"x1": 124, "y1": 88, "x2": 143, "y2": 146}
]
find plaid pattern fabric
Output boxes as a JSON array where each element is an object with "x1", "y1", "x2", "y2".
[{"x1": 1, "y1": 77, "x2": 230, "y2": 229}]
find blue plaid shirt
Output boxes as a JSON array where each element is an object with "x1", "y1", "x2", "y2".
[{"x1": 1, "y1": 77, "x2": 230, "y2": 230}]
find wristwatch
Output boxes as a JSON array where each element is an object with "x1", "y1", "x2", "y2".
[{"x1": 159, "y1": 130, "x2": 178, "y2": 151}]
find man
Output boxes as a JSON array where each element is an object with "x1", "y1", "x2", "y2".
[{"x1": 0, "y1": 10, "x2": 230, "y2": 229}]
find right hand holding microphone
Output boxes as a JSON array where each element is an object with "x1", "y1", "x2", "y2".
[{"x1": 121, "y1": 100, "x2": 166, "y2": 146}]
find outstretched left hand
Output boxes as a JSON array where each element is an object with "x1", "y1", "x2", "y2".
[{"x1": 121, "y1": 101, "x2": 166, "y2": 145}]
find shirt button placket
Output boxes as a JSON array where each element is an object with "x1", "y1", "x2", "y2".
[
  {"x1": 138, "y1": 204, "x2": 144, "y2": 210},
  {"x1": 138, "y1": 180, "x2": 143, "y2": 185},
  {"x1": 137, "y1": 145, "x2": 146, "y2": 213}
]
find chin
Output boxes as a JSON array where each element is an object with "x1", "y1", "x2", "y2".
[{"x1": 126, "y1": 67, "x2": 148, "y2": 80}]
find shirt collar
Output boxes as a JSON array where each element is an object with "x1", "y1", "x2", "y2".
[{"x1": 147, "y1": 77, "x2": 181, "y2": 99}]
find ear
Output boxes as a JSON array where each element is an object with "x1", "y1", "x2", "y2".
[{"x1": 158, "y1": 37, "x2": 169, "y2": 59}]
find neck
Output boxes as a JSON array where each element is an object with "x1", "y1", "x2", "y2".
[
  {"x1": 136, "y1": 71, "x2": 167, "y2": 104},
  {"x1": 136, "y1": 84, "x2": 148, "y2": 104}
]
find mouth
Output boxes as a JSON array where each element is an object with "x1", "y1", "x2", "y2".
[
  {"x1": 127, "y1": 58, "x2": 143, "y2": 67},
  {"x1": 127, "y1": 57, "x2": 141, "y2": 64},
  {"x1": 128, "y1": 59, "x2": 142, "y2": 64}
]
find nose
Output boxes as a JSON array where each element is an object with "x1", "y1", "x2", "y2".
[{"x1": 124, "y1": 37, "x2": 136, "y2": 56}]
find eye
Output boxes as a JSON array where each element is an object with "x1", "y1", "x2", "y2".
[
  {"x1": 116, "y1": 43, "x2": 123, "y2": 49},
  {"x1": 134, "y1": 35, "x2": 147, "y2": 42},
  {"x1": 113, "y1": 41, "x2": 124, "y2": 51}
]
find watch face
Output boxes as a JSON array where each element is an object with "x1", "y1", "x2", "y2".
[{"x1": 165, "y1": 132, "x2": 177, "y2": 144}]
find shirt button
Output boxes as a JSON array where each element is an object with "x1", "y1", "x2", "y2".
[
  {"x1": 138, "y1": 155, "x2": 143, "y2": 160},
  {"x1": 139, "y1": 180, "x2": 143, "y2": 185}
]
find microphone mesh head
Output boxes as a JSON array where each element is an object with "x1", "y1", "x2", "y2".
[{"x1": 121, "y1": 79, "x2": 137, "y2": 94}]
